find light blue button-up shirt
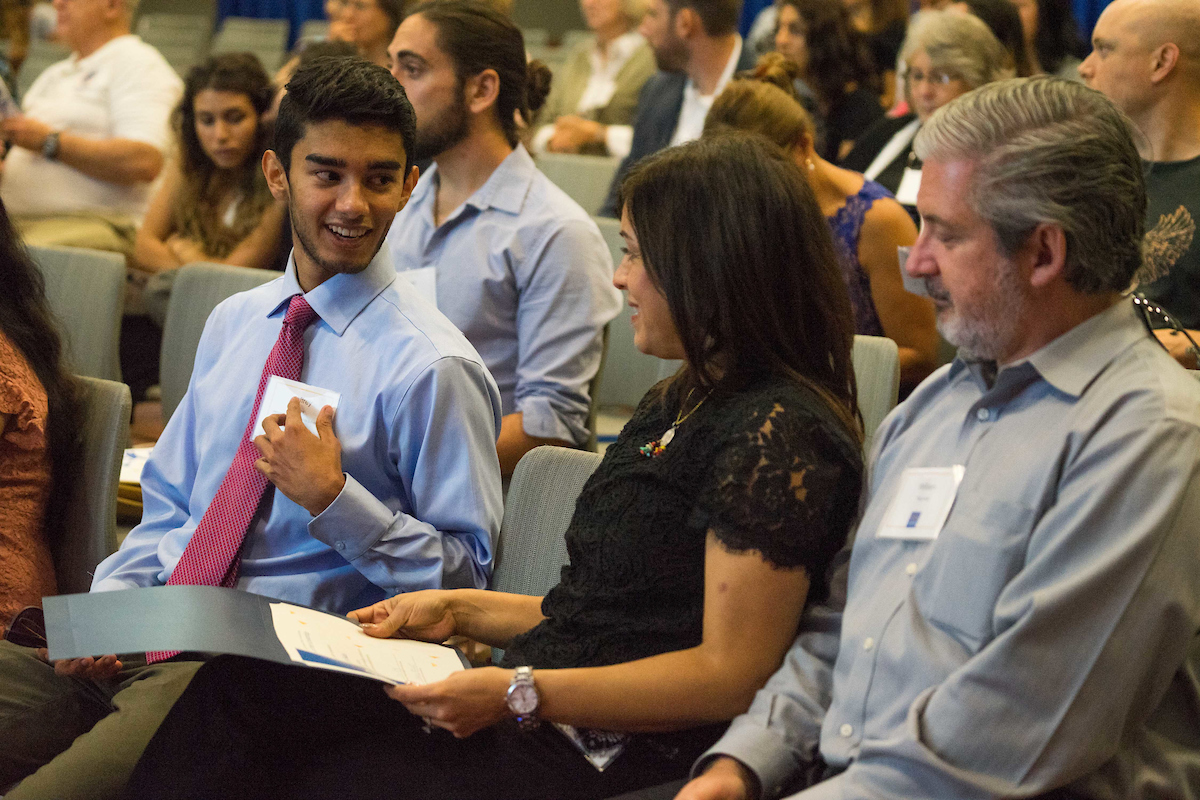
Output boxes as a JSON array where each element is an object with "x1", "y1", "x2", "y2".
[
  {"x1": 385, "y1": 145, "x2": 623, "y2": 445},
  {"x1": 703, "y1": 300, "x2": 1200, "y2": 799},
  {"x1": 92, "y1": 249, "x2": 504, "y2": 614}
]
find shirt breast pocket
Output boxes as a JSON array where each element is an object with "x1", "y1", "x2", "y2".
[{"x1": 915, "y1": 499, "x2": 1034, "y2": 649}]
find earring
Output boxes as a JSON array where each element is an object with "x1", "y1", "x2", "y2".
[{"x1": 805, "y1": 158, "x2": 815, "y2": 172}]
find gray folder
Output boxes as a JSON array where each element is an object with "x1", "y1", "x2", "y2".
[{"x1": 47, "y1": 585, "x2": 324, "y2": 664}]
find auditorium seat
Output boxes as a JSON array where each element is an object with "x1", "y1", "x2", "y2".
[
  {"x1": 490, "y1": 445, "x2": 602, "y2": 662},
  {"x1": 54, "y1": 377, "x2": 131, "y2": 594},
  {"x1": 28, "y1": 244, "x2": 125, "y2": 382}
]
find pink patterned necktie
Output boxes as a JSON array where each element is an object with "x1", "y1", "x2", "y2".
[{"x1": 147, "y1": 295, "x2": 319, "y2": 663}]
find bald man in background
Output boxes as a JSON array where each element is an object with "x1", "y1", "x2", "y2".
[{"x1": 1081, "y1": 0, "x2": 1200, "y2": 366}]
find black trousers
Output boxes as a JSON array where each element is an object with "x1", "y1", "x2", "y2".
[{"x1": 126, "y1": 656, "x2": 711, "y2": 800}]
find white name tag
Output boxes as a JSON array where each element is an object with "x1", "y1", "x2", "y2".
[
  {"x1": 253, "y1": 376, "x2": 340, "y2": 439},
  {"x1": 402, "y1": 266, "x2": 438, "y2": 308},
  {"x1": 895, "y1": 167, "x2": 922, "y2": 207},
  {"x1": 876, "y1": 466, "x2": 964, "y2": 541}
]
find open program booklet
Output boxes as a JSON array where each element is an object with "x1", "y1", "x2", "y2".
[{"x1": 42, "y1": 585, "x2": 468, "y2": 685}]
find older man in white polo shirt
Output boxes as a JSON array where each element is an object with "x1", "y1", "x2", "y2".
[{"x1": 0, "y1": 0, "x2": 181, "y2": 254}]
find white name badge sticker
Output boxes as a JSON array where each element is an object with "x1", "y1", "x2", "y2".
[
  {"x1": 402, "y1": 266, "x2": 438, "y2": 308},
  {"x1": 876, "y1": 465, "x2": 965, "y2": 541},
  {"x1": 895, "y1": 167, "x2": 923, "y2": 208},
  {"x1": 253, "y1": 376, "x2": 340, "y2": 439}
]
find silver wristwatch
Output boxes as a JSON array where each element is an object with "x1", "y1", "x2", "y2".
[
  {"x1": 41, "y1": 131, "x2": 61, "y2": 161},
  {"x1": 505, "y1": 666, "x2": 540, "y2": 730}
]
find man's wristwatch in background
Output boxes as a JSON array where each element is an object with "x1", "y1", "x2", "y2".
[
  {"x1": 41, "y1": 131, "x2": 61, "y2": 160},
  {"x1": 505, "y1": 666, "x2": 540, "y2": 730}
]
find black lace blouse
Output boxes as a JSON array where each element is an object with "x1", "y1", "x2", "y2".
[{"x1": 501, "y1": 375, "x2": 864, "y2": 673}]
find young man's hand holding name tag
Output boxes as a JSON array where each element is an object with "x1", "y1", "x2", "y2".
[{"x1": 252, "y1": 375, "x2": 347, "y2": 517}]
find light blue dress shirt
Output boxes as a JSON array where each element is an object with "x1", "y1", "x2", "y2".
[
  {"x1": 703, "y1": 300, "x2": 1200, "y2": 799},
  {"x1": 92, "y1": 249, "x2": 505, "y2": 615},
  {"x1": 385, "y1": 145, "x2": 623, "y2": 445}
]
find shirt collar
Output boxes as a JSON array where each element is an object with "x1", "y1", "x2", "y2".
[
  {"x1": 948, "y1": 299, "x2": 1146, "y2": 398},
  {"x1": 1022, "y1": 298, "x2": 1146, "y2": 397},
  {"x1": 461, "y1": 144, "x2": 536, "y2": 215},
  {"x1": 270, "y1": 247, "x2": 397, "y2": 336},
  {"x1": 72, "y1": 34, "x2": 135, "y2": 67},
  {"x1": 683, "y1": 35, "x2": 743, "y2": 100},
  {"x1": 409, "y1": 145, "x2": 535, "y2": 221},
  {"x1": 595, "y1": 30, "x2": 644, "y2": 70}
]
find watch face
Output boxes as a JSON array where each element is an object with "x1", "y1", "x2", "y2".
[{"x1": 508, "y1": 683, "x2": 537, "y2": 715}]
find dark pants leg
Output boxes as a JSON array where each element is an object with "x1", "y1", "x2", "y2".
[{"x1": 130, "y1": 656, "x2": 707, "y2": 800}]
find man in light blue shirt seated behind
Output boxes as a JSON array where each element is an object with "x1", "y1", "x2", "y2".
[
  {"x1": 0, "y1": 57, "x2": 503, "y2": 800},
  {"x1": 678, "y1": 78, "x2": 1200, "y2": 800},
  {"x1": 385, "y1": 0, "x2": 623, "y2": 476}
]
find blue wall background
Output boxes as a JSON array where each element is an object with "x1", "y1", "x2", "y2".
[{"x1": 216, "y1": 0, "x2": 1109, "y2": 49}]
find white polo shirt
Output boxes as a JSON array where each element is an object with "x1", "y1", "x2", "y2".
[{"x1": 0, "y1": 34, "x2": 182, "y2": 218}]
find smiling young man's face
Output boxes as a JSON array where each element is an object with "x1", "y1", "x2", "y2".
[{"x1": 264, "y1": 118, "x2": 418, "y2": 291}]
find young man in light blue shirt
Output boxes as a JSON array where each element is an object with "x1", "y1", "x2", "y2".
[
  {"x1": 386, "y1": 0, "x2": 623, "y2": 476},
  {"x1": 0, "y1": 56, "x2": 503, "y2": 800}
]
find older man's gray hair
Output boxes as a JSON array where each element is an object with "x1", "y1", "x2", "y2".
[
  {"x1": 899, "y1": 10, "x2": 1014, "y2": 90},
  {"x1": 914, "y1": 77, "x2": 1146, "y2": 294}
]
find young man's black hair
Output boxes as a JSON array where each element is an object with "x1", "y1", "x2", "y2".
[{"x1": 274, "y1": 55, "x2": 419, "y2": 175}]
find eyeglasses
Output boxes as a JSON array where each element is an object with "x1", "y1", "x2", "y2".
[
  {"x1": 1132, "y1": 293, "x2": 1200, "y2": 363},
  {"x1": 4, "y1": 606, "x2": 47, "y2": 649},
  {"x1": 904, "y1": 68, "x2": 959, "y2": 86}
]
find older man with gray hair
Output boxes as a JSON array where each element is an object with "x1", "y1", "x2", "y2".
[
  {"x1": 676, "y1": 77, "x2": 1200, "y2": 800},
  {"x1": 0, "y1": 0, "x2": 181, "y2": 254}
]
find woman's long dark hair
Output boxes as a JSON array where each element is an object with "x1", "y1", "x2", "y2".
[
  {"x1": 0, "y1": 201, "x2": 83, "y2": 548},
  {"x1": 778, "y1": 0, "x2": 881, "y2": 108},
  {"x1": 619, "y1": 133, "x2": 862, "y2": 442},
  {"x1": 172, "y1": 53, "x2": 274, "y2": 257}
]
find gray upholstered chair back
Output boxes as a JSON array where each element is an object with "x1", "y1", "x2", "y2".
[
  {"x1": 536, "y1": 155, "x2": 622, "y2": 217},
  {"x1": 28, "y1": 245, "x2": 126, "y2": 381},
  {"x1": 491, "y1": 446, "x2": 603, "y2": 661},
  {"x1": 583, "y1": 325, "x2": 609, "y2": 452},
  {"x1": 159, "y1": 263, "x2": 279, "y2": 422},
  {"x1": 54, "y1": 377, "x2": 132, "y2": 594},
  {"x1": 851, "y1": 334, "x2": 900, "y2": 453}
]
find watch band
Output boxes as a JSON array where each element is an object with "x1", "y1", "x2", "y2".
[
  {"x1": 42, "y1": 131, "x2": 61, "y2": 161},
  {"x1": 505, "y1": 665, "x2": 540, "y2": 730}
]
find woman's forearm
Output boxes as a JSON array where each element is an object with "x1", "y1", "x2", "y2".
[
  {"x1": 534, "y1": 644, "x2": 786, "y2": 733},
  {"x1": 131, "y1": 233, "x2": 184, "y2": 274},
  {"x1": 449, "y1": 589, "x2": 547, "y2": 648}
]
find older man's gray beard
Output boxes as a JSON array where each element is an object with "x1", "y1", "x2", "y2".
[{"x1": 926, "y1": 262, "x2": 1026, "y2": 363}]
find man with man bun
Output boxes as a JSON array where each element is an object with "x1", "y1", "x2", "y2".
[{"x1": 386, "y1": 0, "x2": 622, "y2": 476}]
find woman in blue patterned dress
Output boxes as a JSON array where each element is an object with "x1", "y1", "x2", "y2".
[{"x1": 706, "y1": 53, "x2": 939, "y2": 393}]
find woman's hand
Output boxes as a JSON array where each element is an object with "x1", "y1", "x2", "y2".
[
  {"x1": 348, "y1": 590, "x2": 459, "y2": 643},
  {"x1": 385, "y1": 667, "x2": 512, "y2": 738}
]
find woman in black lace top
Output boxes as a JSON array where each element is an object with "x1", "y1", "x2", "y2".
[{"x1": 126, "y1": 133, "x2": 866, "y2": 800}]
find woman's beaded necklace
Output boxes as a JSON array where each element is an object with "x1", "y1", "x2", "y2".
[{"x1": 639, "y1": 388, "x2": 711, "y2": 457}]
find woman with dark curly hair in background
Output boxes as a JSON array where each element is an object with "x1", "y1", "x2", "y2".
[
  {"x1": 132, "y1": 53, "x2": 283, "y2": 275},
  {"x1": 774, "y1": 0, "x2": 883, "y2": 161}
]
